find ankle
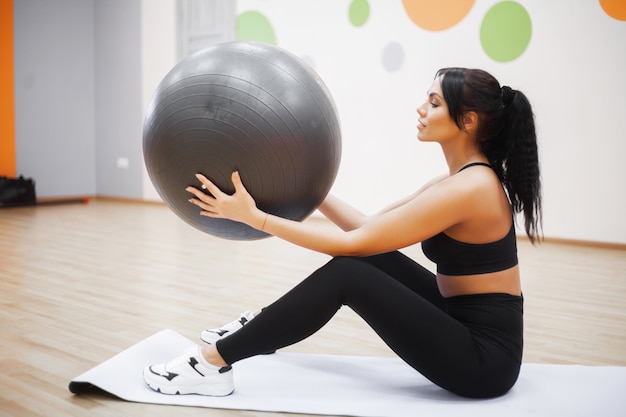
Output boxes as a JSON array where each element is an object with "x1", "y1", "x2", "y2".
[{"x1": 201, "y1": 345, "x2": 228, "y2": 368}]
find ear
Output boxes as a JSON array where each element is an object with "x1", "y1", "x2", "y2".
[{"x1": 462, "y1": 111, "x2": 478, "y2": 133}]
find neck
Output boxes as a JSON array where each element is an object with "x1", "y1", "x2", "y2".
[{"x1": 441, "y1": 142, "x2": 487, "y2": 175}]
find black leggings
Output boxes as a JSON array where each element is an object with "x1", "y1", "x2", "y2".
[{"x1": 216, "y1": 252, "x2": 523, "y2": 398}]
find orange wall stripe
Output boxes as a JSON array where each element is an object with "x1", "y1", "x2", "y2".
[{"x1": 0, "y1": 0, "x2": 16, "y2": 177}]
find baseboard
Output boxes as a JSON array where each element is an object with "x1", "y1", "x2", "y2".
[
  {"x1": 93, "y1": 195, "x2": 164, "y2": 205},
  {"x1": 36, "y1": 196, "x2": 91, "y2": 205},
  {"x1": 534, "y1": 236, "x2": 626, "y2": 251}
]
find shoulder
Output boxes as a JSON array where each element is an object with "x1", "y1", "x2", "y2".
[
  {"x1": 452, "y1": 164, "x2": 501, "y2": 190},
  {"x1": 428, "y1": 166, "x2": 505, "y2": 217}
]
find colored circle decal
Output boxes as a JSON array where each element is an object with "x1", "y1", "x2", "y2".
[
  {"x1": 480, "y1": 2, "x2": 532, "y2": 62},
  {"x1": 237, "y1": 11, "x2": 277, "y2": 45},
  {"x1": 381, "y1": 42, "x2": 404, "y2": 72},
  {"x1": 599, "y1": 0, "x2": 626, "y2": 21},
  {"x1": 402, "y1": 0, "x2": 475, "y2": 31},
  {"x1": 349, "y1": 0, "x2": 370, "y2": 27}
]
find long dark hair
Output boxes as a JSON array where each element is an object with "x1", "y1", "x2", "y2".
[{"x1": 436, "y1": 67, "x2": 542, "y2": 244}]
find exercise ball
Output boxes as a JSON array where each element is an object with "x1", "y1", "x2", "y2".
[{"x1": 143, "y1": 41, "x2": 342, "y2": 240}]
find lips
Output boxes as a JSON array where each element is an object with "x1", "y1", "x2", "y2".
[{"x1": 417, "y1": 120, "x2": 426, "y2": 129}]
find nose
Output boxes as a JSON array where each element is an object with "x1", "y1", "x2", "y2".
[{"x1": 416, "y1": 103, "x2": 426, "y2": 116}]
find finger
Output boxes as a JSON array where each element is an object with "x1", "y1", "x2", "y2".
[
  {"x1": 200, "y1": 211, "x2": 221, "y2": 218},
  {"x1": 188, "y1": 196, "x2": 213, "y2": 210},
  {"x1": 231, "y1": 171, "x2": 249, "y2": 194},
  {"x1": 195, "y1": 173, "x2": 225, "y2": 198},
  {"x1": 189, "y1": 198, "x2": 224, "y2": 219},
  {"x1": 188, "y1": 195, "x2": 207, "y2": 210},
  {"x1": 185, "y1": 186, "x2": 215, "y2": 203}
]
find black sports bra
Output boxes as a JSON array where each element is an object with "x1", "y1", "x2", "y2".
[{"x1": 421, "y1": 162, "x2": 518, "y2": 276}]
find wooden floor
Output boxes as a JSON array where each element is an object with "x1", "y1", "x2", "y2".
[{"x1": 1, "y1": 199, "x2": 625, "y2": 417}]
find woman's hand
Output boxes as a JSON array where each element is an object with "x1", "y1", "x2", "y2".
[{"x1": 186, "y1": 172, "x2": 267, "y2": 230}]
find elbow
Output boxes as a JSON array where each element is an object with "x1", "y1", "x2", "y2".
[
  {"x1": 328, "y1": 247, "x2": 378, "y2": 258},
  {"x1": 327, "y1": 233, "x2": 373, "y2": 258}
]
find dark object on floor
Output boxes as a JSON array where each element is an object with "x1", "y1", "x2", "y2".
[{"x1": 0, "y1": 176, "x2": 36, "y2": 208}]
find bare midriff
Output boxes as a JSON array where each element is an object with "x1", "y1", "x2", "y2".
[{"x1": 436, "y1": 265, "x2": 522, "y2": 298}]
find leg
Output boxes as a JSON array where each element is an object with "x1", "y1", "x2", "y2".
[
  {"x1": 150, "y1": 256, "x2": 521, "y2": 398},
  {"x1": 216, "y1": 257, "x2": 483, "y2": 394},
  {"x1": 202, "y1": 252, "x2": 442, "y2": 365},
  {"x1": 202, "y1": 252, "x2": 442, "y2": 347},
  {"x1": 359, "y1": 251, "x2": 446, "y2": 309}
]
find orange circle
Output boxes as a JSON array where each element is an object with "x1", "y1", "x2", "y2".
[
  {"x1": 599, "y1": 0, "x2": 626, "y2": 21},
  {"x1": 402, "y1": 0, "x2": 475, "y2": 31}
]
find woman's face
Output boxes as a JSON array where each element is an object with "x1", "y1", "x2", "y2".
[{"x1": 416, "y1": 77, "x2": 462, "y2": 143}]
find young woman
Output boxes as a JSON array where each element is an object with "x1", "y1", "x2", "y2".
[{"x1": 143, "y1": 67, "x2": 542, "y2": 399}]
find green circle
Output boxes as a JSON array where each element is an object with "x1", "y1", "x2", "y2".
[
  {"x1": 237, "y1": 11, "x2": 276, "y2": 45},
  {"x1": 349, "y1": 0, "x2": 370, "y2": 27},
  {"x1": 480, "y1": 1, "x2": 531, "y2": 62}
]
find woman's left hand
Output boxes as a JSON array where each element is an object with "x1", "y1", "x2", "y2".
[{"x1": 186, "y1": 172, "x2": 266, "y2": 230}]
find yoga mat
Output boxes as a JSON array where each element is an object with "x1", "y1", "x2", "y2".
[{"x1": 69, "y1": 330, "x2": 626, "y2": 416}]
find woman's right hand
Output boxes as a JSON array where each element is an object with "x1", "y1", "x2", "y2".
[{"x1": 187, "y1": 172, "x2": 267, "y2": 231}]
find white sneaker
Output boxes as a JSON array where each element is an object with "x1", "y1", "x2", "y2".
[
  {"x1": 201, "y1": 311, "x2": 255, "y2": 344},
  {"x1": 143, "y1": 346, "x2": 234, "y2": 396}
]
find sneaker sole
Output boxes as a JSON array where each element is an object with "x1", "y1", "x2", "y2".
[{"x1": 143, "y1": 367, "x2": 234, "y2": 396}]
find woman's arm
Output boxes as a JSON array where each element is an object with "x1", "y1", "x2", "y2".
[
  {"x1": 317, "y1": 195, "x2": 368, "y2": 231},
  {"x1": 188, "y1": 171, "x2": 468, "y2": 257},
  {"x1": 319, "y1": 173, "x2": 449, "y2": 231},
  {"x1": 372, "y1": 173, "x2": 449, "y2": 216}
]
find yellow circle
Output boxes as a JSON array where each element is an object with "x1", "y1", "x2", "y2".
[{"x1": 402, "y1": 0, "x2": 475, "y2": 31}]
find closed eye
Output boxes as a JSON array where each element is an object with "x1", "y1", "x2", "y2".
[{"x1": 427, "y1": 91, "x2": 443, "y2": 108}]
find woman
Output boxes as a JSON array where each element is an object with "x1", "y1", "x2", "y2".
[{"x1": 143, "y1": 67, "x2": 542, "y2": 399}]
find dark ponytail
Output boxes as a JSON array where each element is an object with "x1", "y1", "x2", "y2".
[
  {"x1": 437, "y1": 68, "x2": 543, "y2": 244},
  {"x1": 498, "y1": 86, "x2": 542, "y2": 244}
]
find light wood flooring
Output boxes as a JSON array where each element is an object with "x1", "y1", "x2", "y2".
[{"x1": 1, "y1": 199, "x2": 625, "y2": 416}]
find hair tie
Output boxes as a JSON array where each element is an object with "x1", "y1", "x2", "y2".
[{"x1": 501, "y1": 85, "x2": 515, "y2": 107}]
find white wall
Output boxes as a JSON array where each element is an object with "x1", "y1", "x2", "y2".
[
  {"x1": 524, "y1": 1, "x2": 626, "y2": 245},
  {"x1": 141, "y1": 0, "x2": 178, "y2": 201}
]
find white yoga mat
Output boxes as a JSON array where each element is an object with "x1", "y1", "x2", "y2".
[{"x1": 69, "y1": 329, "x2": 626, "y2": 416}]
